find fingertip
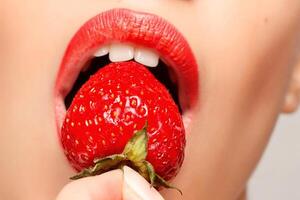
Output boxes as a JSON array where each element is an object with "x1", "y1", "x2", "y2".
[
  {"x1": 57, "y1": 167, "x2": 164, "y2": 200},
  {"x1": 123, "y1": 166, "x2": 164, "y2": 200},
  {"x1": 56, "y1": 169, "x2": 123, "y2": 200}
]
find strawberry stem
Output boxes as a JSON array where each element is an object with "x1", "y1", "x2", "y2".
[{"x1": 70, "y1": 122, "x2": 182, "y2": 194}]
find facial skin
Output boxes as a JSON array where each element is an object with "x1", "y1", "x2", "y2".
[{"x1": 1, "y1": 0, "x2": 300, "y2": 199}]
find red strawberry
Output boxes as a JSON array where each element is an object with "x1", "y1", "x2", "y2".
[{"x1": 61, "y1": 61, "x2": 185, "y2": 188}]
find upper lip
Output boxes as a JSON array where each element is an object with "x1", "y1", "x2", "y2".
[{"x1": 55, "y1": 8, "x2": 199, "y2": 130}]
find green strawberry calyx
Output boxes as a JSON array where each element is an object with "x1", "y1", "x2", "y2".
[{"x1": 70, "y1": 122, "x2": 182, "y2": 194}]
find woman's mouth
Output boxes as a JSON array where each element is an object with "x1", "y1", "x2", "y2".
[{"x1": 54, "y1": 8, "x2": 199, "y2": 133}]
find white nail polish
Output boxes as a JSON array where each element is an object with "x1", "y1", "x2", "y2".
[{"x1": 123, "y1": 166, "x2": 164, "y2": 200}]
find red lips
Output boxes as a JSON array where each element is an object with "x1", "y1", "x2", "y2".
[{"x1": 55, "y1": 8, "x2": 199, "y2": 131}]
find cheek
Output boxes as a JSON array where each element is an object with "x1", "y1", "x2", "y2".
[
  {"x1": 192, "y1": 0, "x2": 300, "y2": 119},
  {"x1": 166, "y1": 2, "x2": 300, "y2": 199}
]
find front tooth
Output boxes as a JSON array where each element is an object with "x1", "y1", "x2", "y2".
[
  {"x1": 109, "y1": 43, "x2": 134, "y2": 62},
  {"x1": 94, "y1": 45, "x2": 109, "y2": 57},
  {"x1": 134, "y1": 47, "x2": 159, "y2": 67}
]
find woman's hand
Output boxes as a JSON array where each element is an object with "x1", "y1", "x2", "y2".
[{"x1": 56, "y1": 166, "x2": 164, "y2": 200}]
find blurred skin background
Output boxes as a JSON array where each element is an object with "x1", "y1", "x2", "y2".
[
  {"x1": 250, "y1": 111, "x2": 300, "y2": 199},
  {"x1": 1, "y1": 0, "x2": 300, "y2": 200}
]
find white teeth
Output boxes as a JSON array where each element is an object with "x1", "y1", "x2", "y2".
[
  {"x1": 94, "y1": 45, "x2": 109, "y2": 57},
  {"x1": 134, "y1": 47, "x2": 159, "y2": 67},
  {"x1": 93, "y1": 43, "x2": 160, "y2": 68},
  {"x1": 109, "y1": 43, "x2": 134, "y2": 62}
]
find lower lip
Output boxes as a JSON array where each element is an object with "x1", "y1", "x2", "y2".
[{"x1": 54, "y1": 8, "x2": 199, "y2": 133}]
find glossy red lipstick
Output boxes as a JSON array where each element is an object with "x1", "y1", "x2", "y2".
[{"x1": 55, "y1": 8, "x2": 199, "y2": 130}]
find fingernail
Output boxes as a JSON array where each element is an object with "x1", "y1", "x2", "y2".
[{"x1": 123, "y1": 166, "x2": 164, "y2": 200}]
